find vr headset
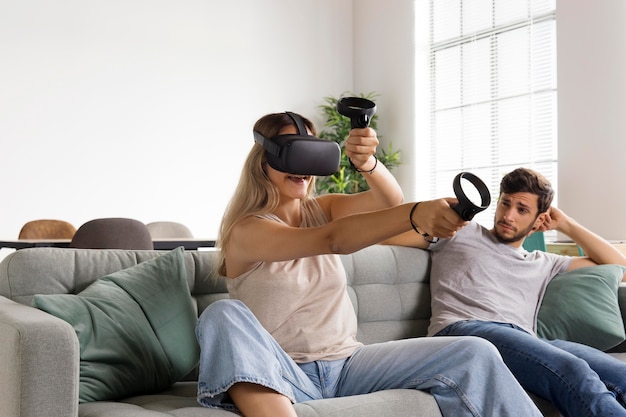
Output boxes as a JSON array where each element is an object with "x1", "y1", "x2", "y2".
[{"x1": 253, "y1": 112, "x2": 341, "y2": 176}]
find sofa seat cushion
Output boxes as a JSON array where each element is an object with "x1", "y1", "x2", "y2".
[
  {"x1": 32, "y1": 247, "x2": 199, "y2": 402},
  {"x1": 77, "y1": 382, "x2": 443, "y2": 417}
]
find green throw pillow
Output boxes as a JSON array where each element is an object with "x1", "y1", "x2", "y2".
[
  {"x1": 537, "y1": 264, "x2": 626, "y2": 351},
  {"x1": 32, "y1": 247, "x2": 200, "y2": 402}
]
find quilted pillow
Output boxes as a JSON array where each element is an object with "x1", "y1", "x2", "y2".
[
  {"x1": 537, "y1": 264, "x2": 626, "y2": 351},
  {"x1": 33, "y1": 247, "x2": 199, "y2": 402}
]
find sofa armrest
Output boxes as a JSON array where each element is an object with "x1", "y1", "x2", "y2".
[{"x1": 0, "y1": 296, "x2": 80, "y2": 417}]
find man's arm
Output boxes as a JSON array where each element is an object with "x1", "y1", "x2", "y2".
[{"x1": 539, "y1": 207, "x2": 626, "y2": 275}]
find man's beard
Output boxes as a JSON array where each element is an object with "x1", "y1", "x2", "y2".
[{"x1": 493, "y1": 220, "x2": 536, "y2": 244}]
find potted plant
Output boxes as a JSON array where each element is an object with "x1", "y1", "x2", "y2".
[{"x1": 316, "y1": 92, "x2": 401, "y2": 194}]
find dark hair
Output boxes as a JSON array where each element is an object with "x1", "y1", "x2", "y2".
[{"x1": 500, "y1": 168, "x2": 554, "y2": 214}]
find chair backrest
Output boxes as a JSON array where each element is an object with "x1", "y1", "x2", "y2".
[
  {"x1": 522, "y1": 231, "x2": 547, "y2": 252},
  {"x1": 146, "y1": 221, "x2": 194, "y2": 238},
  {"x1": 19, "y1": 219, "x2": 77, "y2": 239},
  {"x1": 70, "y1": 218, "x2": 154, "y2": 250}
]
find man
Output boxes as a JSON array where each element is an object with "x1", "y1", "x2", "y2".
[{"x1": 386, "y1": 167, "x2": 626, "y2": 417}]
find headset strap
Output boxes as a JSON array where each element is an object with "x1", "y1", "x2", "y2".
[
  {"x1": 253, "y1": 131, "x2": 281, "y2": 156},
  {"x1": 285, "y1": 111, "x2": 308, "y2": 135}
]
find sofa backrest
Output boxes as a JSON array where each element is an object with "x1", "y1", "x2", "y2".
[
  {"x1": 0, "y1": 247, "x2": 225, "y2": 313},
  {"x1": 343, "y1": 245, "x2": 432, "y2": 343},
  {"x1": 0, "y1": 245, "x2": 432, "y2": 344}
]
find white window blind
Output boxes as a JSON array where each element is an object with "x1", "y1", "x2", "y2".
[{"x1": 429, "y1": 0, "x2": 557, "y2": 228}]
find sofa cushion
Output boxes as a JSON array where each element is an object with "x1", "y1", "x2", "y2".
[
  {"x1": 537, "y1": 264, "x2": 626, "y2": 351},
  {"x1": 32, "y1": 247, "x2": 199, "y2": 402}
]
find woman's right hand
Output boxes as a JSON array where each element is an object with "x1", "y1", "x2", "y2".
[{"x1": 411, "y1": 198, "x2": 468, "y2": 239}]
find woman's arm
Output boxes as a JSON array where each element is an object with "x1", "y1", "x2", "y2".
[
  {"x1": 317, "y1": 127, "x2": 404, "y2": 221},
  {"x1": 224, "y1": 199, "x2": 465, "y2": 277},
  {"x1": 379, "y1": 230, "x2": 431, "y2": 249}
]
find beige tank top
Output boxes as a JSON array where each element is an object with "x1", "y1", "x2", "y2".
[{"x1": 227, "y1": 198, "x2": 362, "y2": 363}]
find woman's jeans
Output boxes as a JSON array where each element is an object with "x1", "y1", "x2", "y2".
[
  {"x1": 195, "y1": 300, "x2": 542, "y2": 417},
  {"x1": 437, "y1": 320, "x2": 626, "y2": 417}
]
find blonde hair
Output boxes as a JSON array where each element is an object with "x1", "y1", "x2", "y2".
[{"x1": 217, "y1": 112, "x2": 318, "y2": 276}]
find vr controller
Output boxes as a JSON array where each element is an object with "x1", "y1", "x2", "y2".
[
  {"x1": 418, "y1": 172, "x2": 491, "y2": 243},
  {"x1": 452, "y1": 172, "x2": 491, "y2": 221},
  {"x1": 337, "y1": 97, "x2": 377, "y2": 128},
  {"x1": 253, "y1": 112, "x2": 341, "y2": 176}
]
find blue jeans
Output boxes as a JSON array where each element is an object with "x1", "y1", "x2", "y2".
[
  {"x1": 436, "y1": 320, "x2": 626, "y2": 417},
  {"x1": 196, "y1": 300, "x2": 542, "y2": 417}
]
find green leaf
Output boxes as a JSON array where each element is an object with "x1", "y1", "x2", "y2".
[{"x1": 315, "y1": 92, "x2": 402, "y2": 195}]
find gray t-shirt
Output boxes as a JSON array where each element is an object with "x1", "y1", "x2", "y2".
[{"x1": 427, "y1": 222, "x2": 571, "y2": 336}]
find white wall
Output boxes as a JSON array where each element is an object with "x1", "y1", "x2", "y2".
[
  {"x1": 350, "y1": 0, "x2": 432, "y2": 203},
  {"x1": 557, "y1": 0, "x2": 626, "y2": 241},
  {"x1": 0, "y1": 0, "x2": 353, "y2": 238},
  {"x1": 3, "y1": 0, "x2": 625, "y2": 242}
]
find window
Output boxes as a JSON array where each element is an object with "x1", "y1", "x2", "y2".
[{"x1": 428, "y1": 0, "x2": 557, "y2": 227}]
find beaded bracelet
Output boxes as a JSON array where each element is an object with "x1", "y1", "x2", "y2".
[
  {"x1": 349, "y1": 156, "x2": 378, "y2": 174},
  {"x1": 409, "y1": 202, "x2": 439, "y2": 243}
]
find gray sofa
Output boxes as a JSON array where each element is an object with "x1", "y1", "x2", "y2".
[{"x1": 1, "y1": 245, "x2": 624, "y2": 417}]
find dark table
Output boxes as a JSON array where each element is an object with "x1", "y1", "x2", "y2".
[
  {"x1": 153, "y1": 238, "x2": 216, "y2": 250},
  {"x1": 0, "y1": 239, "x2": 216, "y2": 251}
]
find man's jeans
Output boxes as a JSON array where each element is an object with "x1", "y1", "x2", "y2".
[
  {"x1": 195, "y1": 299, "x2": 542, "y2": 417},
  {"x1": 437, "y1": 320, "x2": 626, "y2": 417}
]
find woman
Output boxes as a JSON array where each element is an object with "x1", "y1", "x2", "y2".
[{"x1": 196, "y1": 112, "x2": 542, "y2": 417}]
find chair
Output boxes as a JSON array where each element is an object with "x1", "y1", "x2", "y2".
[
  {"x1": 146, "y1": 221, "x2": 194, "y2": 238},
  {"x1": 70, "y1": 218, "x2": 154, "y2": 250},
  {"x1": 522, "y1": 231, "x2": 547, "y2": 252},
  {"x1": 18, "y1": 219, "x2": 77, "y2": 239}
]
